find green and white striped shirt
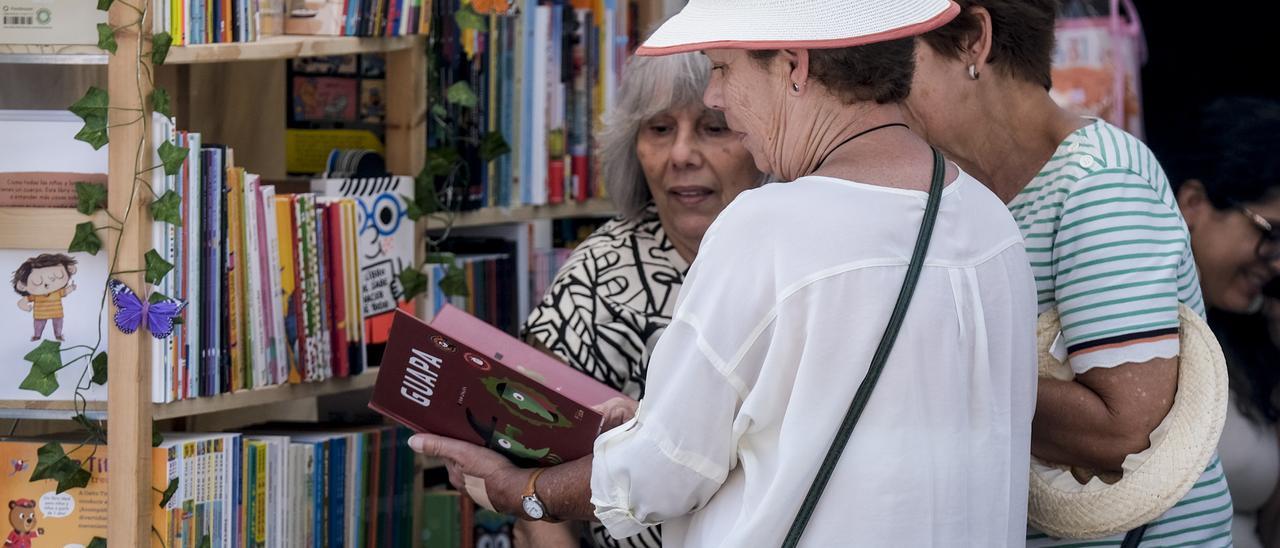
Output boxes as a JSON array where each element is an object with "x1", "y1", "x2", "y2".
[{"x1": 1018, "y1": 120, "x2": 1233, "y2": 547}]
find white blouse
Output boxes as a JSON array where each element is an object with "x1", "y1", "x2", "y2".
[{"x1": 590, "y1": 173, "x2": 1038, "y2": 547}]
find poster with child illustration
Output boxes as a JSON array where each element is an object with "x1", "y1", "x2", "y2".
[{"x1": 0, "y1": 249, "x2": 108, "y2": 401}]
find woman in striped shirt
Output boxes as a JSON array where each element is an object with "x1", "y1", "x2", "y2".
[{"x1": 903, "y1": 0, "x2": 1233, "y2": 545}]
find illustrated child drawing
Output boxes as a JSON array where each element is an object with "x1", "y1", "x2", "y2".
[
  {"x1": 5, "y1": 499, "x2": 44, "y2": 548},
  {"x1": 11, "y1": 253, "x2": 78, "y2": 342}
]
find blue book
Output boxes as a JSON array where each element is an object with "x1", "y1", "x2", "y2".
[{"x1": 328, "y1": 435, "x2": 347, "y2": 548}]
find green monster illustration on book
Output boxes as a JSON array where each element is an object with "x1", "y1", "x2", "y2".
[
  {"x1": 465, "y1": 409, "x2": 563, "y2": 467},
  {"x1": 480, "y1": 376, "x2": 573, "y2": 428}
]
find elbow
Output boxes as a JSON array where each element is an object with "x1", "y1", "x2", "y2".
[{"x1": 1082, "y1": 417, "x2": 1159, "y2": 472}]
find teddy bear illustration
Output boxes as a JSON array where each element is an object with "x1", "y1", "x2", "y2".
[{"x1": 5, "y1": 499, "x2": 44, "y2": 548}]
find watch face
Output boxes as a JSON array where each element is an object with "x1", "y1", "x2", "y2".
[{"x1": 522, "y1": 496, "x2": 545, "y2": 520}]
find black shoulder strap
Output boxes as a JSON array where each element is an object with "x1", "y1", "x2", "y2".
[{"x1": 782, "y1": 147, "x2": 947, "y2": 548}]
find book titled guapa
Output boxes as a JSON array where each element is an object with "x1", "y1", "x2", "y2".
[{"x1": 369, "y1": 305, "x2": 623, "y2": 467}]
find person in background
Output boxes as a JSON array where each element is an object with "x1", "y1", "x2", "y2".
[
  {"x1": 1174, "y1": 97, "x2": 1280, "y2": 548},
  {"x1": 517, "y1": 50, "x2": 764, "y2": 548},
  {"x1": 903, "y1": 0, "x2": 1233, "y2": 544}
]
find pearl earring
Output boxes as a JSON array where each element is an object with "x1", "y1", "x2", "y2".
[{"x1": 968, "y1": 64, "x2": 980, "y2": 80}]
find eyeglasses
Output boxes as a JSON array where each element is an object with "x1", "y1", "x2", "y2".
[{"x1": 1235, "y1": 206, "x2": 1280, "y2": 261}]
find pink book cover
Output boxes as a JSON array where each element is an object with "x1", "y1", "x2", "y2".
[
  {"x1": 431, "y1": 304, "x2": 623, "y2": 407},
  {"x1": 369, "y1": 308, "x2": 623, "y2": 467}
]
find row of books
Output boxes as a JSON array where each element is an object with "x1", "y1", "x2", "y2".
[
  {"x1": 426, "y1": 0, "x2": 647, "y2": 211},
  {"x1": 151, "y1": 0, "x2": 429, "y2": 47},
  {"x1": 158, "y1": 132, "x2": 376, "y2": 402},
  {"x1": 0, "y1": 425, "x2": 418, "y2": 548},
  {"x1": 424, "y1": 237, "x2": 520, "y2": 335},
  {"x1": 149, "y1": 0, "x2": 284, "y2": 45}
]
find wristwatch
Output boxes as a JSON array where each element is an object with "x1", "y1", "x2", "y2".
[{"x1": 521, "y1": 468, "x2": 550, "y2": 520}]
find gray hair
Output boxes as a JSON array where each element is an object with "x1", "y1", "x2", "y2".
[{"x1": 598, "y1": 52, "x2": 716, "y2": 220}]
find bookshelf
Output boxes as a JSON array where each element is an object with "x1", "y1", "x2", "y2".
[
  {"x1": 0, "y1": 370, "x2": 377, "y2": 420},
  {"x1": 1, "y1": 9, "x2": 429, "y2": 544}
]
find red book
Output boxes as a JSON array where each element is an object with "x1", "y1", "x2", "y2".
[
  {"x1": 369, "y1": 306, "x2": 623, "y2": 467},
  {"x1": 547, "y1": 158, "x2": 565, "y2": 204},
  {"x1": 571, "y1": 154, "x2": 589, "y2": 202},
  {"x1": 325, "y1": 201, "x2": 351, "y2": 377}
]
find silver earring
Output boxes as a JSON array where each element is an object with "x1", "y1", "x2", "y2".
[
  {"x1": 967, "y1": 64, "x2": 980, "y2": 80},
  {"x1": 792, "y1": 82, "x2": 800, "y2": 92}
]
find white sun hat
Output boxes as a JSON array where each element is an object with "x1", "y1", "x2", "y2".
[
  {"x1": 1030, "y1": 304, "x2": 1229, "y2": 539},
  {"x1": 636, "y1": 0, "x2": 961, "y2": 56}
]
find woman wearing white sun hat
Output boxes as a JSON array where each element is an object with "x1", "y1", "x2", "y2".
[{"x1": 407, "y1": 1, "x2": 1038, "y2": 546}]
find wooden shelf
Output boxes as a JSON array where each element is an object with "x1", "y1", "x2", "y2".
[
  {"x1": 152, "y1": 370, "x2": 379, "y2": 420},
  {"x1": 0, "y1": 207, "x2": 104, "y2": 250},
  {"x1": 0, "y1": 371, "x2": 378, "y2": 420},
  {"x1": 0, "y1": 35, "x2": 423, "y2": 65},
  {"x1": 427, "y1": 198, "x2": 617, "y2": 230}
]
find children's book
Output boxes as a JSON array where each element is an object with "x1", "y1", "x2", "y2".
[{"x1": 369, "y1": 305, "x2": 623, "y2": 467}]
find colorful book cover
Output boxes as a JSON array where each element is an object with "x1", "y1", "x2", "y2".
[
  {"x1": 310, "y1": 177, "x2": 415, "y2": 366},
  {"x1": 0, "y1": 249, "x2": 109, "y2": 401},
  {"x1": 274, "y1": 195, "x2": 304, "y2": 384},
  {"x1": 0, "y1": 440, "x2": 112, "y2": 546},
  {"x1": 369, "y1": 307, "x2": 621, "y2": 467}
]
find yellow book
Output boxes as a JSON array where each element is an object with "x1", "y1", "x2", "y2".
[
  {"x1": 226, "y1": 167, "x2": 245, "y2": 392},
  {"x1": 0, "y1": 439, "x2": 170, "y2": 547},
  {"x1": 275, "y1": 195, "x2": 303, "y2": 384}
]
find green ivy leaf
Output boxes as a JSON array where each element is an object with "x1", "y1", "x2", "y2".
[
  {"x1": 430, "y1": 104, "x2": 448, "y2": 121},
  {"x1": 96, "y1": 23, "x2": 117, "y2": 54},
  {"x1": 150, "y1": 87, "x2": 173, "y2": 119},
  {"x1": 151, "y1": 32, "x2": 173, "y2": 66},
  {"x1": 95, "y1": 0, "x2": 112, "y2": 10},
  {"x1": 198, "y1": 535, "x2": 211, "y2": 548},
  {"x1": 150, "y1": 190, "x2": 183, "y2": 227},
  {"x1": 74, "y1": 114, "x2": 109, "y2": 150},
  {"x1": 439, "y1": 263, "x2": 470, "y2": 298},
  {"x1": 29, "y1": 442, "x2": 89, "y2": 493},
  {"x1": 454, "y1": 5, "x2": 486, "y2": 30},
  {"x1": 399, "y1": 267, "x2": 430, "y2": 301},
  {"x1": 24, "y1": 340, "x2": 63, "y2": 374},
  {"x1": 148, "y1": 291, "x2": 170, "y2": 304},
  {"x1": 424, "y1": 252, "x2": 456, "y2": 264},
  {"x1": 75, "y1": 182, "x2": 108, "y2": 215},
  {"x1": 403, "y1": 195, "x2": 423, "y2": 221},
  {"x1": 158, "y1": 477, "x2": 179, "y2": 507},
  {"x1": 58, "y1": 465, "x2": 91, "y2": 493},
  {"x1": 157, "y1": 140, "x2": 189, "y2": 176},
  {"x1": 69, "y1": 86, "x2": 110, "y2": 122},
  {"x1": 20, "y1": 366, "x2": 60, "y2": 396},
  {"x1": 152, "y1": 429, "x2": 163, "y2": 447},
  {"x1": 91, "y1": 352, "x2": 108, "y2": 385},
  {"x1": 144, "y1": 250, "x2": 174, "y2": 285},
  {"x1": 479, "y1": 131, "x2": 511, "y2": 162},
  {"x1": 413, "y1": 165, "x2": 441, "y2": 216},
  {"x1": 72, "y1": 414, "x2": 107, "y2": 443},
  {"x1": 29, "y1": 443, "x2": 69, "y2": 482},
  {"x1": 445, "y1": 81, "x2": 478, "y2": 109},
  {"x1": 88, "y1": 537, "x2": 107, "y2": 548},
  {"x1": 171, "y1": 316, "x2": 185, "y2": 325},
  {"x1": 68, "y1": 222, "x2": 103, "y2": 255}
]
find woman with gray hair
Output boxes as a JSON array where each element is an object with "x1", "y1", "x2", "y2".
[{"x1": 517, "y1": 50, "x2": 762, "y2": 548}]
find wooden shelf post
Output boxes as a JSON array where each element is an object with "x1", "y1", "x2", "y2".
[{"x1": 105, "y1": 0, "x2": 154, "y2": 543}]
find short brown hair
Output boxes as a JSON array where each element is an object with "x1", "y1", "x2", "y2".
[
  {"x1": 11, "y1": 253, "x2": 77, "y2": 296},
  {"x1": 748, "y1": 38, "x2": 917, "y2": 105},
  {"x1": 921, "y1": 0, "x2": 1058, "y2": 90}
]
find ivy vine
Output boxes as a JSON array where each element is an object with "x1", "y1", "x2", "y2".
[
  {"x1": 17, "y1": 0, "x2": 183, "y2": 543},
  {"x1": 399, "y1": 7, "x2": 511, "y2": 302}
]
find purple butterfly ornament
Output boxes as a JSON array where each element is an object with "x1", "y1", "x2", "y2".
[{"x1": 107, "y1": 279, "x2": 186, "y2": 339}]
